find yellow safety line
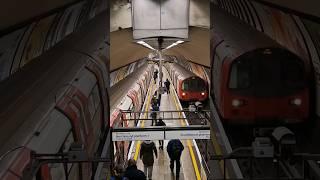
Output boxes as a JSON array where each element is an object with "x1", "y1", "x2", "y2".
[
  {"x1": 171, "y1": 88, "x2": 230, "y2": 178},
  {"x1": 171, "y1": 86, "x2": 229, "y2": 178},
  {"x1": 171, "y1": 87, "x2": 202, "y2": 180},
  {"x1": 133, "y1": 79, "x2": 155, "y2": 160},
  {"x1": 210, "y1": 124, "x2": 230, "y2": 178}
]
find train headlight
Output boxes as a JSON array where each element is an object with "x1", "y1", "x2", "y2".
[
  {"x1": 201, "y1": 92, "x2": 205, "y2": 96},
  {"x1": 182, "y1": 92, "x2": 186, "y2": 96},
  {"x1": 232, "y1": 99, "x2": 243, "y2": 107},
  {"x1": 291, "y1": 98, "x2": 302, "y2": 106}
]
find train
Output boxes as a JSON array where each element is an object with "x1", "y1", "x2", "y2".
[
  {"x1": 110, "y1": 63, "x2": 154, "y2": 166},
  {"x1": 211, "y1": 6, "x2": 310, "y2": 124},
  {"x1": 0, "y1": 11, "x2": 109, "y2": 180},
  {"x1": 165, "y1": 62, "x2": 209, "y2": 103}
]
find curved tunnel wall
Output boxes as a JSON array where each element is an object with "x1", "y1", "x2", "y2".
[
  {"x1": 169, "y1": 55, "x2": 210, "y2": 82},
  {"x1": 110, "y1": 58, "x2": 147, "y2": 87},
  {"x1": 0, "y1": 0, "x2": 108, "y2": 82},
  {"x1": 212, "y1": 0, "x2": 320, "y2": 116}
]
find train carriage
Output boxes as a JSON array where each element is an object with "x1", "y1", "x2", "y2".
[
  {"x1": 211, "y1": 6, "x2": 310, "y2": 124},
  {"x1": 165, "y1": 62, "x2": 208, "y2": 102}
]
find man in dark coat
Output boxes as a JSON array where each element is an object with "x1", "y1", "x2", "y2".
[
  {"x1": 153, "y1": 70, "x2": 158, "y2": 84},
  {"x1": 140, "y1": 140, "x2": 158, "y2": 180},
  {"x1": 164, "y1": 79, "x2": 171, "y2": 94},
  {"x1": 167, "y1": 139, "x2": 184, "y2": 179},
  {"x1": 123, "y1": 159, "x2": 146, "y2": 180},
  {"x1": 155, "y1": 118, "x2": 166, "y2": 150}
]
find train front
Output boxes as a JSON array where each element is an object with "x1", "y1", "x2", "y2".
[
  {"x1": 223, "y1": 48, "x2": 309, "y2": 124},
  {"x1": 179, "y1": 76, "x2": 208, "y2": 102}
]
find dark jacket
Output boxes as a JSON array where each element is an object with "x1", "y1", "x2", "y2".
[
  {"x1": 123, "y1": 165, "x2": 146, "y2": 180},
  {"x1": 140, "y1": 141, "x2": 158, "y2": 166},
  {"x1": 167, "y1": 139, "x2": 184, "y2": 160},
  {"x1": 164, "y1": 80, "x2": 170, "y2": 88}
]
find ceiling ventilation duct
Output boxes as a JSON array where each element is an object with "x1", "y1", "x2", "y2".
[{"x1": 132, "y1": 0, "x2": 189, "y2": 39}]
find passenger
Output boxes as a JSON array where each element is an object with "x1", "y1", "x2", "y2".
[
  {"x1": 111, "y1": 164, "x2": 124, "y2": 180},
  {"x1": 155, "y1": 118, "x2": 166, "y2": 150},
  {"x1": 151, "y1": 96, "x2": 158, "y2": 108},
  {"x1": 153, "y1": 70, "x2": 158, "y2": 84},
  {"x1": 123, "y1": 159, "x2": 146, "y2": 180},
  {"x1": 164, "y1": 79, "x2": 171, "y2": 94},
  {"x1": 151, "y1": 100, "x2": 159, "y2": 112},
  {"x1": 140, "y1": 140, "x2": 158, "y2": 180},
  {"x1": 167, "y1": 139, "x2": 184, "y2": 180}
]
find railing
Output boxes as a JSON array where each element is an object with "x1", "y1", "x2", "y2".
[
  {"x1": 118, "y1": 110, "x2": 211, "y2": 126},
  {"x1": 207, "y1": 150, "x2": 320, "y2": 180}
]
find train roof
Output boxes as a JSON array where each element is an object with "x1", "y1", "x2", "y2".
[
  {"x1": 110, "y1": 63, "x2": 150, "y2": 110},
  {"x1": 167, "y1": 62, "x2": 205, "y2": 81},
  {"x1": 212, "y1": 5, "x2": 285, "y2": 60}
]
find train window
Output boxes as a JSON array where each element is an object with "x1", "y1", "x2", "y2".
[
  {"x1": 182, "y1": 81, "x2": 189, "y2": 90},
  {"x1": 282, "y1": 58, "x2": 305, "y2": 88},
  {"x1": 229, "y1": 60, "x2": 251, "y2": 89},
  {"x1": 182, "y1": 78, "x2": 206, "y2": 91}
]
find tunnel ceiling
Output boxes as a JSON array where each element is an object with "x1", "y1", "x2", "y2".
[
  {"x1": 255, "y1": 0, "x2": 320, "y2": 18},
  {"x1": 110, "y1": 27, "x2": 209, "y2": 71},
  {"x1": 164, "y1": 27, "x2": 210, "y2": 67},
  {"x1": 0, "y1": 0, "x2": 77, "y2": 31},
  {"x1": 110, "y1": 28, "x2": 150, "y2": 70}
]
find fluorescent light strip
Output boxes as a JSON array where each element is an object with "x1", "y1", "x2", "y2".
[
  {"x1": 165, "y1": 40, "x2": 184, "y2": 50},
  {"x1": 137, "y1": 41, "x2": 155, "y2": 50}
]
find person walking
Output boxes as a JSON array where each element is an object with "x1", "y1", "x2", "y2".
[
  {"x1": 156, "y1": 90, "x2": 161, "y2": 106},
  {"x1": 123, "y1": 159, "x2": 146, "y2": 180},
  {"x1": 155, "y1": 118, "x2": 166, "y2": 150},
  {"x1": 164, "y1": 79, "x2": 171, "y2": 94},
  {"x1": 167, "y1": 139, "x2": 184, "y2": 180},
  {"x1": 153, "y1": 70, "x2": 158, "y2": 84},
  {"x1": 140, "y1": 140, "x2": 158, "y2": 180},
  {"x1": 151, "y1": 95, "x2": 158, "y2": 110}
]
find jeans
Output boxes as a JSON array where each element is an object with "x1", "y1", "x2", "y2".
[{"x1": 144, "y1": 165, "x2": 154, "y2": 180}]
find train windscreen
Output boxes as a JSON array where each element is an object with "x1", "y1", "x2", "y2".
[
  {"x1": 228, "y1": 49, "x2": 306, "y2": 97},
  {"x1": 182, "y1": 77, "x2": 206, "y2": 91}
]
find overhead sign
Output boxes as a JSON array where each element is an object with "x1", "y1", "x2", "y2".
[
  {"x1": 112, "y1": 126, "x2": 210, "y2": 141},
  {"x1": 166, "y1": 130, "x2": 210, "y2": 140},
  {"x1": 112, "y1": 131, "x2": 164, "y2": 141}
]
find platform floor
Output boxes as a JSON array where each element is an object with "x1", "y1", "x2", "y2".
[{"x1": 128, "y1": 67, "x2": 207, "y2": 180}]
